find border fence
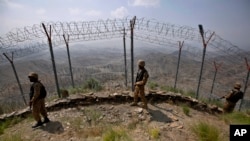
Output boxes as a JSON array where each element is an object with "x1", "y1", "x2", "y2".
[{"x1": 0, "y1": 16, "x2": 249, "y2": 113}]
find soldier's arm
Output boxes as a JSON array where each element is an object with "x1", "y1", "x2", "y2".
[
  {"x1": 220, "y1": 91, "x2": 232, "y2": 99},
  {"x1": 135, "y1": 72, "x2": 149, "y2": 86},
  {"x1": 224, "y1": 90, "x2": 233, "y2": 99},
  {"x1": 31, "y1": 83, "x2": 41, "y2": 102}
]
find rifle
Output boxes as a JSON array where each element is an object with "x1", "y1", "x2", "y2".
[{"x1": 29, "y1": 101, "x2": 32, "y2": 111}]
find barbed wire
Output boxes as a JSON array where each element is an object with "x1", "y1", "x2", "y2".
[{"x1": 1, "y1": 17, "x2": 249, "y2": 64}]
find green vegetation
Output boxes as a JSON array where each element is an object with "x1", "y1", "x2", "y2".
[
  {"x1": 184, "y1": 90, "x2": 196, "y2": 98},
  {"x1": 148, "y1": 128, "x2": 160, "y2": 140},
  {"x1": 83, "y1": 78, "x2": 102, "y2": 91},
  {"x1": 0, "y1": 117, "x2": 23, "y2": 135},
  {"x1": 103, "y1": 127, "x2": 132, "y2": 141},
  {"x1": 221, "y1": 111, "x2": 250, "y2": 124},
  {"x1": 0, "y1": 103, "x2": 25, "y2": 115},
  {"x1": 127, "y1": 120, "x2": 138, "y2": 130},
  {"x1": 182, "y1": 104, "x2": 190, "y2": 116},
  {"x1": 191, "y1": 121, "x2": 220, "y2": 141},
  {"x1": 83, "y1": 108, "x2": 102, "y2": 125},
  {"x1": 201, "y1": 98, "x2": 223, "y2": 108},
  {"x1": 160, "y1": 86, "x2": 184, "y2": 94},
  {"x1": 0, "y1": 133, "x2": 24, "y2": 141},
  {"x1": 67, "y1": 78, "x2": 102, "y2": 94},
  {"x1": 148, "y1": 81, "x2": 159, "y2": 90},
  {"x1": 67, "y1": 86, "x2": 90, "y2": 94}
]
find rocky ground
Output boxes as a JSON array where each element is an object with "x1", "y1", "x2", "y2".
[{"x1": 0, "y1": 92, "x2": 229, "y2": 141}]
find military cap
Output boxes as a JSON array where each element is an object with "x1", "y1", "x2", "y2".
[
  {"x1": 138, "y1": 60, "x2": 145, "y2": 67},
  {"x1": 28, "y1": 72, "x2": 38, "y2": 79},
  {"x1": 234, "y1": 82, "x2": 241, "y2": 89}
]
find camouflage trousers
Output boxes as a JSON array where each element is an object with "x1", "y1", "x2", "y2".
[
  {"x1": 133, "y1": 85, "x2": 147, "y2": 108},
  {"x1": 32, "y1": 98, "x2": 48, "y2": 122},
  {"x1": 223, "y1": 100, "x2": 236, "y2": 113}
]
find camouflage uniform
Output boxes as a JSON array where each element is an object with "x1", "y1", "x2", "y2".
[
  {"x1": 28, "y1": 72, "x2": 49, "y2": 128},
  {"x1": 30, "y1": 82, "x2": 48, "y2": 122},
  {"x1": 131, "y1": 60, "x2": 149, "y2": 109},
  {"x1": 222, "y1": 82, "x2": 243, "y2": 113}
]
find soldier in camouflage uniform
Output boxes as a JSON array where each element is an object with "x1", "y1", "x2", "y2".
[
  {"x1": 28, "y1": 72, "x2": 50, "y2": 128},
  {"x1": 220, "y1": 82, "x2": 244, "y2": 113},
  {"x1": 130, "y1": 60, "x2": 149, "y2": 109}
]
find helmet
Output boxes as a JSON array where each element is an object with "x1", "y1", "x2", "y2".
[
  {"x1": 28, "y1": 72, "x2": 38, "y2": 79},
  {"x1": 234, "y1": 82, "x2": 241, "y2": 89},
  {"x1": 138, "y1": 60, "x2": 145, "y2": 67}
]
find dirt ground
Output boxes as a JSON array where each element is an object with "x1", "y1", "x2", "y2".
[{"x1": 0, "y1": 97, "x2": 229, "y2": 141}]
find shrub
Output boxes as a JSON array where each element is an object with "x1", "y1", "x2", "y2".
[
  {"x1": 221, "y1": 111, "x2": 250, "y2": 124},
  {"x1": 67, "y1": 86, "x2": 88, "y2": 94},
  {"x1": 84, "y1": 108, "x2": 102, "y2": 125},
  {"x1": 191, "y1": 121, "x2": 220, "y2": 141},
  {"x1": 102, "y1": 128, "x2": 132, "y2": 141},
  {"x1": 148, "y1": 81, "x2": 159, "y2": 90},
  {"x1": 0, "y1": 133, "x2": 24, "y2": 141},
  {"x1": 160, "y1": 86, "x2": 184, "y2": 94},
  {"x1": 182, "y1": 105, "x2": 190, "y2": 116},
  {"x1": 185, "y1": 90, "x2": 196, "y2": 98},
  {"x1": 201, "y1": 98, "x2": 223, "y2": 108},
  {"x1": 149, "y1": 128, "x2": 160, "y2": 139},
  {"x1": 0, "y1": 117, "x2": 23, "y2": 135},
  {"x1": 83, "y1": 78, "x2": 102, "y2": 91}
]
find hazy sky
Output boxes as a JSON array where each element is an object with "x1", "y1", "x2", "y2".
[{"x1": 0, "y1": 0, "x2": 249, "y2": 50}]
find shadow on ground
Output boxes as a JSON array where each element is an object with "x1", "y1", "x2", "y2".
[
  {"x1": 148, "y1": 108, "x2": 172, "y2": 123},
  {"x1": 39, "y1": 121, "x2": 64, "y2": 134}
]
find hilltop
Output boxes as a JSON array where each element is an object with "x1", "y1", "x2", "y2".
[{"x1": 1, "y1": 91, "x2": 232, "y2": 141}]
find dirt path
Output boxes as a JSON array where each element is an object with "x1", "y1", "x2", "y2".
[{"x1": 1, "y1": 100, "x2": 229, "y2": 141}]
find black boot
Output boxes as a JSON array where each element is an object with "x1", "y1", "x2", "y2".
[
  {"x1": 32, "y1": 121, "x2": 43, "y2": 128},
  {"x1": 43, "y1": 117, "x2": 50, "y2": 123}
]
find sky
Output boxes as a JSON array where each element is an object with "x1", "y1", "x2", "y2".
[{"x1": 0, "y1": 0, "x2": 249, "y2": 50}]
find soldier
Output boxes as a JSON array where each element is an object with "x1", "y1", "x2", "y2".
[
  {"x1": 28, "y1": 72, "x2": 50, "y2": 128},
  {"x1": 130, "y1": 60, "x2": 149, "y2": 109},
  {"x1": 220, "y1": 82, "x2": 244, "y2": 113}
]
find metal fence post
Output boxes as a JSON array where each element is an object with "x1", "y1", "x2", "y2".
[
  {"x1": 123, "y1": 28, "x2": 128, "y2": 87},
  {"x1": 63, "y1": 34, "x2": 75, "y2": 88},
  {"x1": 3, "y1": 52, "x2": 27, "y2": 105},
  {"x1": 239, "y1": 57, "x2": 250, "y2": 111},
  {"x1": 196, "y1": 25, "x2": 215, "y2": 99},
  {"x1": 210, "y1": 61, "x2": 222, "y2": 100},
  {"x1": 42, "y1": 23, "x2": 61, "y2": 98},
  {"x1": 174, "y1": 41, "x2": 184, "y2": 89},
  {"x1": 130, "y1": 16, "x2": 136, "y2": 91}
]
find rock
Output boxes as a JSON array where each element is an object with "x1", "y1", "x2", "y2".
[
  {"x1": 138, "y1": 114, "x2": 146, "y2": 121},
  {"x1": 148, "y1": 90, "x2": 157, "y2": 94},
  {"x1": 156, "y1": 91, "x2": 166, "y2": 94},
  {"x1": 177, "y1": 125, "x2": 183, "y2": 129},
  {"x1": 134, "y1": 108, "x2": 143, "y2": 114},
  {"x1": 126, "y1": 112, "x2": 132, "y2": 117},
  {"x1": 109, "y1": 106, "x2": 114, "y2": 110},
  {"x1": 61, "y1": 89, "x2": 69, "y2": 98},
  {"x1": 170, "y1": 122, "x2": 179, "y2": 128},
  {"x1": 88, "y1": 92, "x2": 94, "y2": 95},
  {"x1": 122, "y1": 91, "x2": 130, "y2": 95}
]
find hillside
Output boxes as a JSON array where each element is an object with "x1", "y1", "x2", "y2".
[
  {"x1": 1, "y1": 92, "x2": 231, "y2": 141},
  {"x1": 0, "y1": 43, "x2": 249, "y2": 110}
]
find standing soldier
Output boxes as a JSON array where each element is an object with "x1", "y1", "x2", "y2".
[
  {"x1": 28, "y1": 72, "x2": 50, "y2": 128},
  {"x1": 130, "y1": 60, "x2": 149, "y2": 109},
  {"x1": 220, "y1": 82, "x2": 244, "y2": 113}
]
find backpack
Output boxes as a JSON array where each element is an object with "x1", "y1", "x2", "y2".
[
  {"x1": 39, "y1": 83, "x2": 47, "y2": 99},
  {"x1": 30, "y1": 82, "x2": 47, "y2": 99},
  {"x1": 226, "y1": 89, "x2": 243, "y2": 103}
]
